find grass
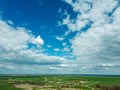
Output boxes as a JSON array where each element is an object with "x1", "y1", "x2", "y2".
[
  {"x1": 0, "y1": 75, "x2": 120, "y2": 90},
  {"x1": 0, "y1": 82, "x2": 23, "y2": 90}
]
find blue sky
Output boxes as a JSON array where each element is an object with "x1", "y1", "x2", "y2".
[{"x1": 0, "y1": 0, "x2": 120, "y2": 75}]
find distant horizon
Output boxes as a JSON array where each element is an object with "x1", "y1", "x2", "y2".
[{"x1": 0, "y1": 73, "x2": 120, "y2": 76}]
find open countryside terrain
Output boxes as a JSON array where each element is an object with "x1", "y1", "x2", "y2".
[{"x1": 0, "y1": 75, "x2": 120, "y2": 90}]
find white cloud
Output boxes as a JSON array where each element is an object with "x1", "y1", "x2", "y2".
[
  {"x1": 62, "y1": 42, "x2": 66, "y2": 46},
  {"x1": 55, "y1": 36, "x2": 65, "y2": 41},
  {"x1": 98, "y1": 64, "x2": 114, "y2": 67},
  {"x1": 0, "y1": 20, "x2": 32, "y2": 52},
  {"x1": 62, "y1": 0, "x2": 118, "y2": 31},
  {"x1": 0, "y1": 19, "x2": 66, "y2": 68},
  {"x1": 62, "y1": 43, "x2": 71, "y2": 52},
  {"x1": 61, "y1": 0, "x2": 120, "y2": 71},
  {"x1": 47, "y1": 45, "x2": 51, "y2": 48},
  {"x1": 62, "y1": 47, "x2": 70, "y2": 52},
  {"x1": 49, "y1": 67, "x2": 61, "y2": 70},
  {"x1": 53, "y1": 48, "x2": 60, "y2": 52},
  {"x1": 59, "y1": 64, "x2": 77, "y2": 68},
  {"x1": 64, "y1": 0, "x2": 73, "y2": 4},
  {"x1": 7, "y1": 20, "x2": 14, "y2": 25},
  {"x1": 31, "y1": 36, "x2": 44, "y2": 48},
  {"x1": 0, "y1": 64, "x2": 15, "y2": 70}
]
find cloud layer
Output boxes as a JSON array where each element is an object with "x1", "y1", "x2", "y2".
[
  {"x1": 60, "y1": 0, "x2": 120, "y2": 74},
  {"x1": 0, "y1": 19, "x2": 66, "y2": 73}
]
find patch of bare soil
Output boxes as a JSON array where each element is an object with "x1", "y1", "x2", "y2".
[
  {"x1": 61, "y1": 88, "x2": 77, "y2": 90},
  {"x1": 14, "y1": 84, "x2": 81, "y2": 90},
  {"x1": 14, "y1": 83, "x2": 38, "y2": 90}
]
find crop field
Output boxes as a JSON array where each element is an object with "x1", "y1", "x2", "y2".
[{"x1": 0, "y1": 75, "x2": 120, "y2": 90}]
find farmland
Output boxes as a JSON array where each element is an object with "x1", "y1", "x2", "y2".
[{"x1": 0, "y1": 75, "x2": 120, "y2": 90}]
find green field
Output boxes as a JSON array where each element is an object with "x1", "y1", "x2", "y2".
[{"x1": 0, "y1": 75, "x2": 120, "y2": 90}]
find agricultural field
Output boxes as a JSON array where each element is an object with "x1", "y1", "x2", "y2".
[{"x1": 0, "y1": 75, "x2": 120, "y2": 90}]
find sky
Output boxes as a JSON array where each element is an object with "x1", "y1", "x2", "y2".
[{"x1": 0, "y1": 0, "x2": 120, "y2": 75}]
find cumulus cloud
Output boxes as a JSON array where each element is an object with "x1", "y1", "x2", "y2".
[
  {"x1": 62, "y1": 42, "x2": 66, "y2": 46},
  {"x1": 62, "y1": 0, "x2": 119, "y2": 31},
  {"x1": 0, "y1": 64, "x2": 15, "y2": 70},
  {"x1": 46, "y1": 62, "x2": 120, "y2": 74},
  {"x1": 53, "y1": 48, "x2": 60, "y2": 52},
  {"x1": 47, "y1": 45, "x2": 52, "y2": 48},
  {"x1": 0, "y1": 20, "x2": 32, "y2": 52},
  {"x1": 60, "y1": 0, "x2": 120, "y2": 72},
  {"x1": 55, "y1": 36, "x2": 65, "y2": 41},
  {"x1": 0, "y1": 19, "x2": 66, "y2": 71},
  {"x1": 31, "y1": 36, "x2": 44, "y2": 48}
]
